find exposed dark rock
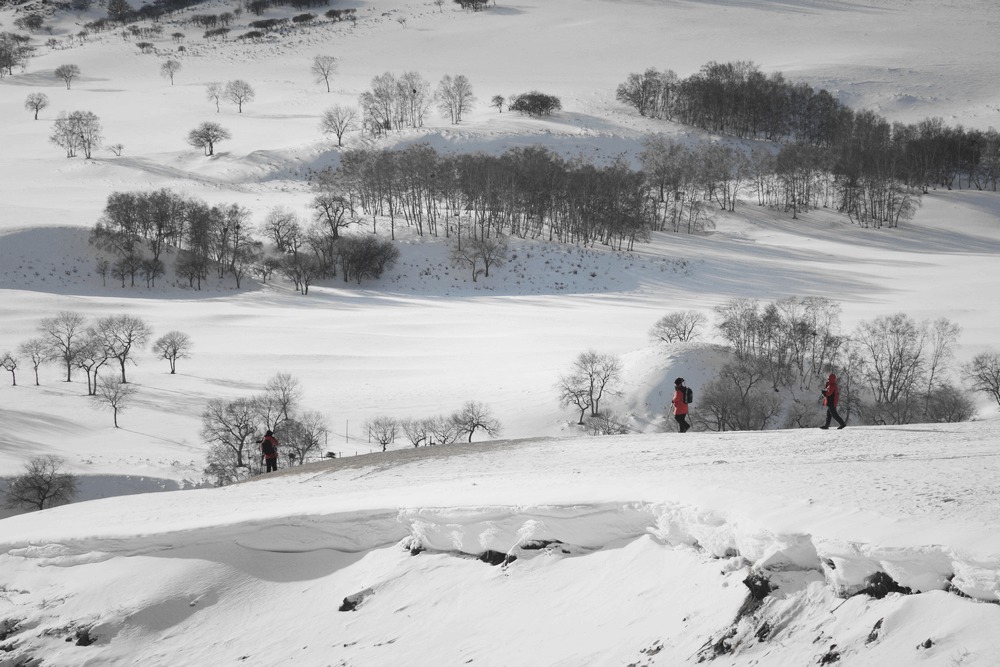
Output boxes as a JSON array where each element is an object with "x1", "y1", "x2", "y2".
[
  {"x1": 743, "y1": 572, "x2": 774, "y2": 601},
  {"x1": 478, "y1": 550, "x2": 515, "y2": 566},
  {"x1": 755, "y1": 621, "x2": 772, "y2": 642},
  {"x1": 818, "y1": 644, "x2": 840, "y2": 664},
  {"x1": 865, "y1": 618, "x2": 884, "y2": 644},
  {"x1": 857, "y1": 571, "x2": 912, "y2": 599},
  {"x1": 339, "y1": 587, "x2": 374, "y2": 612},
  {"x1": 0, "y1": 619, "x2": 20, "y2": 642},
  {"x1": 919, "y1": 638, "x2": 934, "y2": 649},
  {"x1": 520, "y1": 540, "x2": 558, "y2": 550},
  {"x1": 75, "y1": 626, "x2": 96, "y2": 646}
]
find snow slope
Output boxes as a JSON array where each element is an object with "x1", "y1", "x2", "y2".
[{"x1": 1, "y1": 0, "x2": 1000, "y2": 664}]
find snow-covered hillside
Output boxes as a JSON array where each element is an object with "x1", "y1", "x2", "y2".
[{"x1": 2, "y1": 0, "x2": 1000, "y2": 664}]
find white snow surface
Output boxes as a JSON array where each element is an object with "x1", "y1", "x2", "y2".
[{"x1": 1, "y1": 0, "x2": 1000, "y2": 664}]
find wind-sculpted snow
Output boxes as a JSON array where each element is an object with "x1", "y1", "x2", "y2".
[{"x1": 2, "y1": 495, "x2": 999, "y2": 665}]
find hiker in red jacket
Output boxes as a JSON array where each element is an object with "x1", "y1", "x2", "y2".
[
  {"x1": 821, "y1": 373, "x2": 847, "y2": 430},
  {"x1": 672, "y1": 377, "x2": 691, "y2": 433},
  {"x1": 260, "y1": 430, "x2": 279, "y2": 472}
]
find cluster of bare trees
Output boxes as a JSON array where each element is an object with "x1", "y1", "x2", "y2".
[
  {"x1": 359, "y1": 71, "x2": 476, "y2": 135},
  {"x1": 369, "y1": 401, "x2": 502, "y2": 450},
  {"x1": 328, "y1": 144, "x2": 656, "y2": 250},
  {"x1": 359, "y1": 71, "x2": 433, "y2": 135},
  {"x1": 640, "y1": 133, "x2": 920, "y2": 230},
  {"x1": 201, "y1": 373, "x2": 330, "y2": 485},
  {"x1": 1, "y1": 311, "x2": 190, "y2": 427},
  {"x1": 246, "y1": 0, "x2": 332, "y2": 16},
  {"x1": 507, "y1": 91, "x2": 561, "y2": 117},
  {"x1": 691, "y1": 297, "x2": 973, "y2": 431},
  {"x1": 50, "y1": 110, "x2": 102, "y2": 158},
  {"x1": 0, "y1": 32, "x2": 33, "y2": 76},
  {"x1": 619, "y1": 62, "x2": 850, "y2": 144},
  {"x1": 90, "y1": 187, "x2": 400, "y2": 295},
  {"x1": 91, "y1": 189, "x2": 261, "y2": 290},
  {"x1": 620, "y1": 61, "x2": 1000, "y2": 227},
  {"x1": 556, "y1": 350, "x2": 628, "y2": 435}
]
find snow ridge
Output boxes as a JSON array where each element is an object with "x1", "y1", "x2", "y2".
[{"x1": 396, "y1": 502, "x2": 998, "y2": 603}]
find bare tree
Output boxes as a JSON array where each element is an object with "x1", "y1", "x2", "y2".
[
  {"x1": 50, "y1": 110, "x2": 102, "y2": 158},
  {"x1": 260, "y1": 207, "x2": 303, "y2": 253},
  {"x1": 649, "y1": 310, "x2": 707, "y2": 344},
  {"x1": 319, "y1": 105, "x2": 358, "y2": 147},
  {"x1": 160, "y1": 59, "x2": 181, "y2": 85},
  {"x1": 74, "y1": 334, "x2": 109, "y2": 396},
  {"x1": 0, "y1": 351, "x2": 16, "y2": 386},
  {"x1": 106, "y1": 0, "x2": 133, "y2": 21},
  {"x1": 92, "y1": 313, "x2": 152, "y2": 383},
  {"x1": 696, "y1": 362, "x2": 782, "y2": 432},
  {"x1": 311, "y1": 191, "x2": 355, "y2": 239},
  {"x1": 852, "y1": 313, "x2": 928, "y2": 425},
  {"x1": 24, "y1": 92, "x2": 49, "y2": 120},
  {"x1": 366, "y1": 415, "x2": 398, "y2": 452},
  {"x1": 311, "y1": 54, "x2": 337, "y2": 92},
  {"x1": 187, "y1": 122, "x2": 230, "y2": 156},
  {"x1": 252, "y1": 392, "x2": 286, "y2": 436},
  {"x1": 231, "y1": 241, "x2": 262, "y2": 288},
  {"x1": 924, "y1": 318, "x2": 961, "y2": 404},
  {"x1": 452, "y1": 401, "x2": 501, "y2": 442},
  {"x1": 277, "y1": 411, "x2": 328, "y2": 465},
  {"x1": 469, "y1": 234, "x2": 507, "y2": 278},
  {"x1": 400, "y1": 417, "x2": 433, "y2": 447},
  {"x1": 963, "y1": 351, "x2": 1000, "y2": 407},
  {"x1": 436, "y1": 74, "x2": 475, "y2": 124},
  {"x1": 201, "y1": 397, "x2": 261, "y2": 469},
  {"x1": 153, "y1": 331, "x2": 191, "y2": 374},
  {"x1": 559, "y1": 350, "x2": 622, "y2": 419},
  {"x1": 490, "y1": 94, "x2": 504, "y2": 113},
  {"x1": 427, "y1": 414, "x2": 462, "y2": 445},
  {"x1": 556, "y1": 374, "x2": 592, "y2": 425},
  {"x1": 39, "y1": 311, "x2": 87, "y2": 382},
  {"x1": 224, "y1": 79, "x2": 255, "y2": 113},
  {"x1": 94, "y1": 375, "x2": 137, "y2": 428},
  {"x1": 17, "y1": 338, "x2": 50, "y2": 386},
  {"x1": 54, "y1": 64, "x2": 81, "y2": 89},
  {"x1": 206, "y1": 82, "x2": 223, "y2": 112},
  {"x1": 3, "y1": 456, "x2": 78, "y2": 511},
  {"x1": 264, "y1": 372, "x2": 302, "y2": 422}
]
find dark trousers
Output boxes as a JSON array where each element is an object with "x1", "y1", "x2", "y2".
[
  {"x1": 675, "y1": 414, "x2": 691, "y2": 433},
  {"x1": 265, "y1": 458, "x2": 278, "y2": 472},
  {"x1": 824, "y1": 405, "x2": 846, "y2": 428}
]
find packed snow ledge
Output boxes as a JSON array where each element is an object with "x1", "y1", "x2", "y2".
[
  {"x1": 4, "y1": 422, "x2": 999, "y2": 594},
  {"x1": 3, "y1": 423, "x2": 1000, "y2": 664}
]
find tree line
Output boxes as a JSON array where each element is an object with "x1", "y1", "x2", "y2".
[
  {"x1": 326, "y1": 144, "x2": 656, "y2": 250},
  {"x1": 618, "y1": 62, "x2": 1000, "y2": 225},
  {"x1": 89, "y1": 188, "x2": 400, "y2": 294}
]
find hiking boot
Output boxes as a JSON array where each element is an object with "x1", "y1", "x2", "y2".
[
  {"x1": 837, "y1": 424, "x2": 846, "y2": 430},
  {"x1": 819, "y1": 426, "x2": 829, "y2": 430}
]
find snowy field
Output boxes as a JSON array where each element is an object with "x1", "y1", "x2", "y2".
[{"x1": 1, "y1": 0, "x2": 1000, "y2": 664}]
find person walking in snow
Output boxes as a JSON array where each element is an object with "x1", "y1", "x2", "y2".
[
  {"x1": 672, "y1": 377, "x2": 691, "y2": 433},
  {"x1": 260, "y1": 430, "x2": 279, "y2": 472},
  {"x1": 820, "y1": 373, "x2": 847, "y2": 430}
]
